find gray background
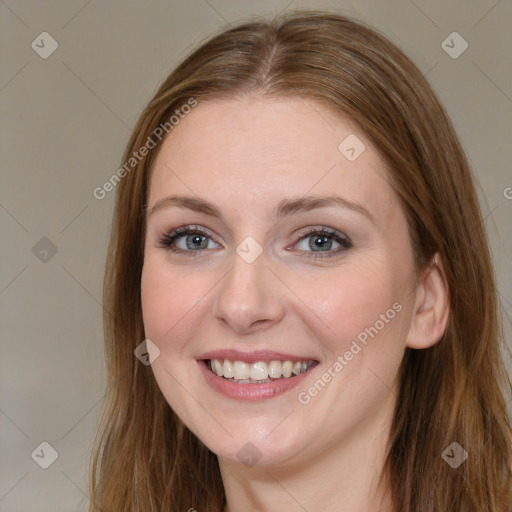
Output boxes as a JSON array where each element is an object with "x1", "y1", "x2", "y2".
[{"x1": 1, "y1": 1, "x2": 511, "y2": 510}]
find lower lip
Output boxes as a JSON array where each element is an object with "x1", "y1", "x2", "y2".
[{"x1": 198, "y1": 360, "x2": 318, "y2": 401}]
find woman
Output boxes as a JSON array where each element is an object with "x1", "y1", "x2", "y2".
[{"x1": 89, "y1": 10, "x2": 512, "y2": 512}]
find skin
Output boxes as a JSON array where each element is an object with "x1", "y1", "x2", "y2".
[{"x1": 141, "y1": 96, "x2": 449, "y2": 512}]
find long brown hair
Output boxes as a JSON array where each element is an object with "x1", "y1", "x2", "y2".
[{"x1": 89, "y1": 10, "x2": 512, "y2": 511}]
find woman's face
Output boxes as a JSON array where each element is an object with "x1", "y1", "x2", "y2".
[{"x1": 141, "y1": 96, "x2": 419, "y2": 467}]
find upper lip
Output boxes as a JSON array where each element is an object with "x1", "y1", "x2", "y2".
[{"x1": 196, "y1": 349, "x2": 319, "y2": 364}]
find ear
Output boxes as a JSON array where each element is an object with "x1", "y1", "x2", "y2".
[{"x1": 406, "y1": 253, "x2": 450, "y2": 349}]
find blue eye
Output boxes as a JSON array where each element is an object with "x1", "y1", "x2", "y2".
[
  {"x1": 157, "y1": 225, "x2": 352, "y2": 259},
  {"x1": 157, "y1": 225, "x2": 218, "y2": 256},
  {"x1": 295, "y1": 227, "x2": 352, "y2": 259}
]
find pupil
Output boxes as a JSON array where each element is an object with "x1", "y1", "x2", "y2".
[
  {"x1": 313, "y1": 235, "x2": 331, "y2": 250},
  {"x1": 188, "y1": 234, "x2": 206, "y2": 249}
]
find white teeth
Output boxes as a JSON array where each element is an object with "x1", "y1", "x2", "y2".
[
  {"x1": 268, "y1": 360, "x2": 282, "y2": 378},
  {"x1": 208, "y1": 358, "x2": 315, "y2": 381},
  {"x1": 223, "y1": 359, "x2": 234, "y2": 378},
  {"x1": 233, "y1": 361, "x2": 250, "y2": 379},
  {"x1": 250, "y1": 362, "x2": 268, "y2": 381},
  {"x1": 282, "y1": 361, "x2": 293, "y2": 378},
  {"x1": 213, "y1": 359, "x2": 224, "y2": 377}
]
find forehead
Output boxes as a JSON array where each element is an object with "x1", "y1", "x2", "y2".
[{"x1": 148, "y1": 97, "x2": 397, "y2": 224}]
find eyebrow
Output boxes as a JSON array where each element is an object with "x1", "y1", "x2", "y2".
[{"x1": 147, "y1": 194, "x2": 375, "y2": 223}]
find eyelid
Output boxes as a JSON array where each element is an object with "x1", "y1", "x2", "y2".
[
  {"x1": 156, "y1": 225, "x2": 219, "y2": 252},
  {"x1": 156, "y1": 224, "x2": 352, "y2": 258},
  {"x1": 291, "y1": 226, "x2": 352, "y2": 259},
  {"x1": 294, "y1": 225, "x2": 351, "y2": 242}
]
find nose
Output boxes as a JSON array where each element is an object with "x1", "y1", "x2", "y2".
[{"x1": 212, "y1": 246, "x2": 285, "y2": 334}]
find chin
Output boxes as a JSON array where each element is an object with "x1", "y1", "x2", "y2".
[{"x1": 197, "y1": 424, "x2": 307, "y2": 468}]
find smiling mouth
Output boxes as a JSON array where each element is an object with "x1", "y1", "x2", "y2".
[{"x1": 206, "y1": 358, "x2": 318, "y2": 384}]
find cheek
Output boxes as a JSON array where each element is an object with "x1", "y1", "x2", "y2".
[
  {"x1": 313, "y1": 261, "x2": 399, "y2": 347},
  {"x1": 140, "y1": 259, "x2": 203, "y2": 417},
  {"x1": 140, "y1": 258, "x2": 200, "y2": 347},
  {"x1": 306, "y1": 260, "x2": 410, "y2": 402}
]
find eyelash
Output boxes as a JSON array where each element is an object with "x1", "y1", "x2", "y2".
[
  {"x1": 156, "y1": 225, "x2": 353, "y2": 260},
  {"x1": 158, "y1": 226, "x2": 353, "y2": 259}
]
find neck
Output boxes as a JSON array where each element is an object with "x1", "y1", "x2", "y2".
[{"x1": 219, "y1": 394, "x2": 396, "y2": 512}]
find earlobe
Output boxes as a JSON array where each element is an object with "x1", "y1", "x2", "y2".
[{"x1": 406, "y1": 253, "x2": 450, "y2": 349}]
